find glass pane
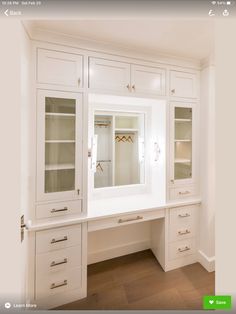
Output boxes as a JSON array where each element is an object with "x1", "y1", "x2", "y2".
[
  {"x1": 94, "y1": 112, "x2": 144, "y2": 189},
  {"x1": 174, "y1": 107, "x2": 192, "y2": 180},
  {"x1": 44, "y1": 97, "x2": 76, "y2": 193},
  {"x1": 46, "y1": 97, "x2": 75, "y2": 114},
  {"x1": 45, "y1": 169, "x2": 75, "y2": 193},
  {"x1": 94, "y1": 115, "x2": 113, "y2": 188}
]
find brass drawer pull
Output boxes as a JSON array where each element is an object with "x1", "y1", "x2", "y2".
[
  {"x1": 178, "y1": 191, "x2": 190, "y2": 195},
  {"x1": 51, "y1": 207, "x2": 68, "y2": 213},
  {"x1": 50, "y1": 258, "x2": 68, "y2": 267},
  {"x1": 178, "y1": 229, "x2": 191, "y2": 235},
  {"x1": 118, "y1": 215, "x2": 143, "y2": 224},
  {"x1": 51, "y1": 236, "x2": 68, "y2": 244},
  {"x1": 178, "y1": 213, "x2": 190, "y2": 218},
  {"x1": 178, "y1": 246, "x2": 190, "y2": 253},
  {"x1": 50, "y1": 280, "x2": 67, "y2": 290}
]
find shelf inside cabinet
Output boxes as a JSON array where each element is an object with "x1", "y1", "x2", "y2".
[
  {"x1": 45, "y1": 163, "x2": 75, "y2": 171},
  {"x1": 174, "y1": 158, "x2": 191, "y2": 163},
  {"x1": 46, "y1": 113, "x2": 75, "y2": 117},
  {"x1": 175, "y1": 139, "x2": 192, "y2": 142},
  {"x1": 115, "y1": 128, "x2": 139, "y2": 133},
  {"x1": 175, "y1": 118, "x2": 192, "y2": 122},
  {"x1": 45, "y1": 140, "x2": 75, "y2": 143}
]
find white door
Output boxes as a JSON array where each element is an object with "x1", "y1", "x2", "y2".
[
  {"x1": 37, "y1": 49, "x2": 83, "y2": 91},
  {"x1": 169, "y1": 102, "x2": 196, "y2": 186},
  {"x1": 170, "y1": 71, "x2": 197, "y2": 98},
  {"x1": 37, "y1": 90, "x2": 83, "y2": 202},
  {"x1": 131, "y1": 64, "x2": 166, "y2": 95},
  {"x1": 89, "y1": 57, "x2": 131, "y2": 93}
]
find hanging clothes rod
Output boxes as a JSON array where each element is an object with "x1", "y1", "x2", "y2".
[{"x1": 97, "y1": 160, "x2": 111, "y2": 162}]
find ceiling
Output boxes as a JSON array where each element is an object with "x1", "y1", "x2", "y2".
[{"x1": 28, "y1": 20, "x2": 214, "y2": 61}]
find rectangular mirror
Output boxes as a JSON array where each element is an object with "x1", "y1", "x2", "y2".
[{"x1": 94, "y1": 111, "x2": 145, "y2": 188}]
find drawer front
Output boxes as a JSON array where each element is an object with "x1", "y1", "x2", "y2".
[
  {"x1": 36, "y1": 246, "x2": 82, "y2": 274},
  {"x1": 168, "y1": 238, "x2": 196, "y2": 260},
  {"x1": 36, "y1": 200, "x2": 82, "y2": 219},
  {"x1": 169, "y1": 185, "x2": 197, "y2": 200},
  {"x1": 36, "y1": 266, "x2": 82, "y2": 300},
  {"x1": 169, "y1": 205, "x2": 198, "y2": 242},
  {"x1": 88, "y1": 209, "x2": 165, "y2": 232},
  {"x1": 36, "y1": 225, "x2": 81, "y2": 254}
]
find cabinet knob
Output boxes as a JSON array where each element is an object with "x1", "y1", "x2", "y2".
[
  {"x1": 78, "y1": 78, "x2": 81, "y2": 87},
  {"x1": 171, "y1": 89, "x2": 175, "y2": 94},
  {"x1": 126, "y1": 84, "x2": 131, "y2": 91},
  {"x1": 132, "y1": 84, "x2": 135, "y2": 91}
]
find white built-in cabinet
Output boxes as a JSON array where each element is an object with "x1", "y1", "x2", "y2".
[
  {"x1": 170, "y1": 70, "x2": 197, "y2": 98},
  {"x1": 37, "y1": 49, "x2": 83, "y2": 91},
  {"x1": 30, "y1": 42, "x2": 201, "y2": 309},
  {"x1": 36, "y1": 89, "x2": 83, "y2": 204},
  {"x1": 89, "y1": 57, "x2": 166, "y2": 95},
  {"x1": 169, "y1": 102, "x2": 198, "y2": 200}
]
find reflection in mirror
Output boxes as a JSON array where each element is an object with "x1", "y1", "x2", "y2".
[{"x1": 94, "y1": 111, "x2": 145, "y2": 189}]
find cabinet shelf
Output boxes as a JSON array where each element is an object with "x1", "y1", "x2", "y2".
[
  {"x1": 115, "y1": 128, "x2": 139, "y2": 133},
  {"x1": 175, "y1": 118, "x2": 192, "y2": 122},
  {"x1": 46, "y1": 113, "x2": 75, "y2": 117},
  {"x1": 175, "y1": 139, "x2": 192, "y2": 142},
  {"x1": 45, "y1": 140, "x2": 75, "y2": 143},
  {"x1": 45, "y1": 164, "x2": 75, "y2": 171},
  {"x1": 174, "y1": 158, "x2": 191, "y2": 163}
]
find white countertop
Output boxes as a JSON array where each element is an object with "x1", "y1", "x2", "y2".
[{"x1": 27, "y1": 194, "x2": 201, "y2": 232}]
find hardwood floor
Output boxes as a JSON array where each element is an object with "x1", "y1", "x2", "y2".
[{"x1": 55, "y1": 250, "x2": 215, "y2": 310}]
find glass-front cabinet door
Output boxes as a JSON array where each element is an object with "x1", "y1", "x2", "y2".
[
  {"x1": 37, "y1": 90, "x2": 82, "y2": 201},
  {"x1": 170, "y1": 102, "x2": 195, "y2": 185}
]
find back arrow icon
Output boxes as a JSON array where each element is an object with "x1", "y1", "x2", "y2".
[{"x1": 4, "y1": 9, "x2": 9, "y2": 16}]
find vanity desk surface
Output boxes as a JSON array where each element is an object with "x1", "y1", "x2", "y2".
[{"x1": 27, "y1": 195, "x2": 201, "y2": 232}]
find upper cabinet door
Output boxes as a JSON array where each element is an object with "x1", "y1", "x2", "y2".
[
  {"x1": 131, "y1": 65, "x2": 166, "y2": 96},
  {"x1": 37, "y1": 49, "x2": 83, "y2": 91},
  {"x1": 170, "y1": 71, "x2": 197, "y2": 99},
  {"x1": 89, "y1": 57, "x2": 130, "y2": 92},
  {"x1": 37, "y1": 90, "x2": 83, "y2": 202}
]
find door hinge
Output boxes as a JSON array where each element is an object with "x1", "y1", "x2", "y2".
[{"x1": 21, "y1": 215, "x2": 26, "y2": 242}]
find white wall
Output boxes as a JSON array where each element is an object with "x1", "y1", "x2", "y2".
[
  {"x1": 0, "y1": 21, "x2": 31, "y2": 305},
  {"x1": 199, "y1": 65, "x2": 215, "y2": 271}
]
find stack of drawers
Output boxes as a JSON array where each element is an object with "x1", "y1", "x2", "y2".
[
  {"x1": 168, "y1": 205, "x2": 198, "y2": 263},
  {"x1": 35, "y1": 224, "x2": 82, "y2": 300}
]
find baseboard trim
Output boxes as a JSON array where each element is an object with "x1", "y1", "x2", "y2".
[
  {"x1": 88, "y1": 240, "x2": 150, "y2": 265},
  {"x1": 198, "y1": 250, "x2": 215, "y2": 272}
]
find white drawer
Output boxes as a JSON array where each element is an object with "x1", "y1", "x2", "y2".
[
  {"x1": 168, "y1": 238, "x2": 196, "y2": 260},
  {"x1": 88, "y1": 209, "x2": 165, "y2": 232},
  {"x1": 36, "y1": 225, "x2": 81, "y2": 254},
  {"x1": 169, "y1": 205, "x2": 198, "y2": 242},
  {"x1": 36, "y1": 200, "x2": 82, "y2": 219},
  {"x1": 36, "y1": 246, "x2": 81, "y2": 274},
  {"x1": 169, "y1": 185, "x2": 197, "y2": 200},
  {"x1": 36, "y1": 266, "x2": 82, "y2": 300}
]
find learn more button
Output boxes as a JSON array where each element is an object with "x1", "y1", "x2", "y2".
[{"x1": 203, "y1": 295, "x2": 232, "y2": 310}]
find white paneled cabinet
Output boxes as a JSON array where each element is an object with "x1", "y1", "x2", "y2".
[
  {"x1": 89, "y1": 57, "x2": 166, "y2": 95},
  {"x1": 37, "y1": 49, "x2": 83, "y2": 90},
  {"x1": 89, "y1": 57, "x2": 130, "y2": 92},
  {"x1": 169, "y1": 102, "x2": 198, "y2": 200},
  {"x1": 131, "y1": 64, "x2": 165, "y2": 95},
  {"x1": 36, "y1": 90, "x2": 83, "y2": 203},
  {"x1": 170, "y1": 70, "x2": 197, "y2": 98}
]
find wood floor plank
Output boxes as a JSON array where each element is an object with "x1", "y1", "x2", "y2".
[{"x1": 55, "y1": 249, "x2": 215, "y2": 310}]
